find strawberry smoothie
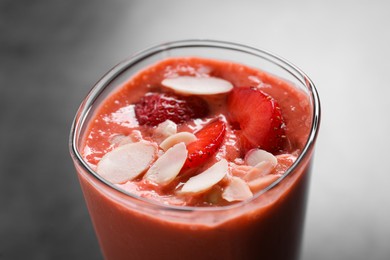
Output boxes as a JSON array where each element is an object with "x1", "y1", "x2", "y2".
[{"x1": 70, "y1": 41, "x2": 320, "y2": 260}]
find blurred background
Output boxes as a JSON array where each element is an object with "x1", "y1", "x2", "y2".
[{"x1": 1, "y1": 0, "x2": 389, "y2": 259}]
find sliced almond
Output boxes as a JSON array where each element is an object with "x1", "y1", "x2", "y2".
[
  {"x1": 230, "y1": 163, "x2": 252, "y2": 178},
  {"x1": 110, "y1": 134, "x2": 132, "y2": 146},
  {"x1": 97, "y1": 141, "x2": 157, "y2": 184},
  {"x1": 110, "y1": 130, "x2": 143, "y2": 147},
  {"x1": 180, "y1": 159, "x2": 228, "y2": 194},
  {"x1": 222, "y1": 177, "x2": 253, "y2": 202},
  {"x1": 253, "y1": 160, "x2": 276, "y2": 173},
  {"x1": 144, "y1": 142, "x2": 188, "y2": 185},
  {"x1": 247, "y1": 174, "x2": 280, "y2": 192},
  {"x1": 159, "y1": 132, "x2": 197, "y2": 151},
  {"x1": 161, "y1": 76, "x2": 233, "y2": 95},
  {"x1": 128, "y1": 130, "x2": 143, "y2": 143},
  {"x1": 154, "y1": 120, "x2": 177, "y2": 140},
  {"x1": 242, "y1": 149, "x2": 278, "y2": 183},
  {"x1": 242, "y1": 161, "x2": 275, "y2": 182},
  {"x1": 245, "y1": 148, "x2": 278, "y2": 167}
]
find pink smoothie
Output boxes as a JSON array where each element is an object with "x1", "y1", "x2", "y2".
[{"x1": 76, "y1": 57, "x2": 315, "y2": 259}]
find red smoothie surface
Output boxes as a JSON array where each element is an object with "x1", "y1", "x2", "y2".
[{"x1": 77, "y1": 57, "x2": 314, "y2": 260}]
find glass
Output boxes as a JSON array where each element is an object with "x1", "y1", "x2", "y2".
[{"x1": 69, "y1": 40, "x2": 320, "y2": 260}]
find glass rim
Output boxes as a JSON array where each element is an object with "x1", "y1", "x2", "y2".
[{"x1": 69, "y1": 39, "x2": 321, "y2": 213}]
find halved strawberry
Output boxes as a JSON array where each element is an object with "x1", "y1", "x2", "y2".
[
  {"x1": 134, "y1": 93, "x2": 209, "y2": 126},
  {"x1": 183, "y1": 118, "x2": 226, "y2": 169},
  {"x1": 227, "y1": 87, "x2": 286, "y2": 154}
]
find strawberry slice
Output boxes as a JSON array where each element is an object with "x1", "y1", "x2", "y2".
[
  {"x1": 184, "y1": 118, "x2": 226, "y2": 169},
  {"x1": 134, "y1": 93, "x2": 209, "y2": 126},
  {"x1": 227, "y1": 87, "x2": 286, "y2": 154}
]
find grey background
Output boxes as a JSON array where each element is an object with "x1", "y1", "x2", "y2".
[{"x1": 1, "y1": 0, "x2": 389, "y2": 259}]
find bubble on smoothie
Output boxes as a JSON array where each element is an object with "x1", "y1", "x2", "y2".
[
  {"x1": 248, "y1": 75, "x2": 261, "y2": 84},
  {"x1": 162, "y1": 76, "x2": 233, "y2": 95},
  {"x1": 97, "y1": 141, "x2": 157, "y2": 184}
]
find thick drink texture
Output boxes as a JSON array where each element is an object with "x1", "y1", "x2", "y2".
[
  {"x1": 74, "y1": 57, "x2": 315, "y2": 260},
  {"x1": 76, "y1": 157, "x2": 312, "y2": 260}
]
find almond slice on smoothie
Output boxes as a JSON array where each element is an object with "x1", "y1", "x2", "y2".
[
  {"x1": 110, "y1": 134, "x2": 133, "y2": 147},
  {"x1": 159, "y1": 132, "x2": 197, "y2": 151},
  {"x1": 110, "y1": 130, "x2": 143, "y2": 147},
  {"x1": 97, "y1": 141, "x2": 157, "y2": 184},
  {"x1": 162, "y1": 76, "x2": 233, "y2": 95},
  {"x1": 144, "y1": 142, "x2": 188, "y2": 185},
  {"x1": 180, "y1": 159, "x2": 228, "y2": 194},
  {"x1": 274, "y1": 153, "x2": 298, "y2": 174},
  {"x1": 247, "y1": 174, "x2": 281, "y2": 192},
  {"x1": 245, "y1": 148, "x2": 278, "y2": 167},
  {"x1": 243, "y1": 148, "x2": 278, "y2": 185},
  {"x1": 222, "y1": 176, "x2": 253, "y2": 202},
  {"x1": 153, "y1": 120, "x2": 177, "y2": 141}
]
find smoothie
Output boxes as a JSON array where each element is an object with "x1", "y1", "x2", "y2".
[{"x1": 70, "y1": 41, "x2": 320, "y2": 260}]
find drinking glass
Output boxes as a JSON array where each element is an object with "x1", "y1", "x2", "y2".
[{"x1": 69, "y1": 40, "x2": 320, "y2": 260}]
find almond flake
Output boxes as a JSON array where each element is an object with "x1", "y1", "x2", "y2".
[
  {"x1": 245, "y1": 148, "x2": 277, "y2": 167},
  {"x1": 161, "y1": 76, "x2": 233, "y2": 95},
  {"x1": 243, "y1": 161, "x2": 276, "y2": 182},
  {"x1": 180, "y1": 159, "x2": 228, "y2": 194},
  {"x1": 247, "y1": 174, "x2": 280, "y2": 192},
  {"x1": 222, "y1": 177, "x2": 253, "y2": 202},
  {"x1": 110, "y1": 130, "x2": 143, "y2": 147},
  {"x1": 154, "y1": 120, "x2": 177, "y2": 140},
  {"x1": 110, "y1": 134, "x2": 132, "y2": 146},
  {"x1": 144, "y1": 142, "x2": 188, "y2": 185},
  {"x1": 97, "y1": 141, "x2": 157, "y2": 184},
  {"x1": 159, "y1": 132, "x2": 197, "y2": 151}
]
